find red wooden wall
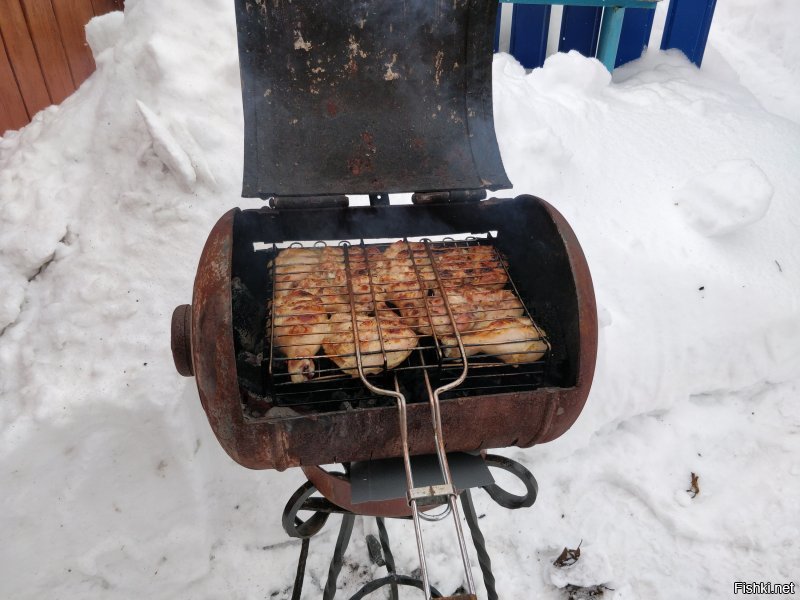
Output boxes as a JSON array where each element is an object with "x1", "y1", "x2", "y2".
[{"x1": 0, "y1": 0, "x2": 123, "y2": 135}]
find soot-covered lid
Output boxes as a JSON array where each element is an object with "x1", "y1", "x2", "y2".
[{"x1": 234, "y1": 0, "x2": 512, "y2": 199}]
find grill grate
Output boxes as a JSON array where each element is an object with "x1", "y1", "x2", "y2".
[{"x1": 264, "y1": 235, "x2": 550, "y2": 408}]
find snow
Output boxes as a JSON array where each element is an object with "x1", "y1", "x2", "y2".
[
  {"x1": 1, "y1": 0, "x2": 799, "y2": 598},
  {"x1": 674, "y1": 159, "x2": 773, "y2": 237}
]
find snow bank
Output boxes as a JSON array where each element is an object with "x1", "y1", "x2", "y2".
[
  {"x1": 675, "y1": 159, "x2": 773, "y2": 237},
  {"x1": 705, "y1": 0, "x2": 800, "y2": 123},
  {"x1": 494, "y1": 49, "x2": 800, "y2": 444},
  {"x1": 1, "y1": 0, "x2": 799, "y2": 598}
]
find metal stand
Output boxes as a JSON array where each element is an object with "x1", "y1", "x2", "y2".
[{"x1": 282, "y1": 454, "x2": 538, "y2": 600}]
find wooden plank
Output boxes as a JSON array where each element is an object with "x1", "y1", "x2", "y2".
[
  {"x1": 500, "y1": 0, "x2": 659, "y2": 8},
  {"x1": 559, "y1": 6, "x2": 602, "y2": 57},
  {"x1": 596, "y1": 6, "x2": 625, "y2": 71},
  {"x1": 90, "y1": 0, "x2": 123, "y2": 16},
  {"x1": 660, "y1": 0, "x2": 717, "y2": 67},
  {"x1": 0, "y1": 0, "x2": 51, "y2": 116},
  {"x1": 0, "y1": 32, "x2": 31, "y2": 133},
  {"x1": 615, "y1": 6, "x2": 655, "y2": 67},
  {"x1": 20, "y1": 0, "x2": 76, "y2": 104},
  {"x1": 509, "y1": 4, "x2": 551, "y2": 69},
  {"x1": 51, "y1": 0, "x2": 96, "y2": 86}
]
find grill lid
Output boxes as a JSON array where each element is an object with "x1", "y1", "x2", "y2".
[{"x1": 234, "y1": 0, "x2": 512, "y2": 199}]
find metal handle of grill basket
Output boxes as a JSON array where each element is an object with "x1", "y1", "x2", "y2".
[{"x1": 340, "y1": 242, "x2": 478, "y2": 600}]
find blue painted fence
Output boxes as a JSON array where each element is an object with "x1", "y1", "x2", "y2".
[{"x1": 495, "y1": 0, "x2": 717, "y2": 70}]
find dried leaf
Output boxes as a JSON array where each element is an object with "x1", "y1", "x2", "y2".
[
  {"x1": 686, "y1": 472, "x2": 700, "y2": 498},
  {"x1": 553, "y1": 540, "x2": 582, "y2": 567},
  {"x1": 565, "y1": 584, "x2": 613, "y2": 599}
]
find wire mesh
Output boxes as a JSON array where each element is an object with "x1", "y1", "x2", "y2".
[{"x1": 264, "y1": 234, "x2": 550, "y2": 407}]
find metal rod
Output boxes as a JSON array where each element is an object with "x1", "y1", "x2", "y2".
[
  {"x1": 490, "y1": 233, "x2": 550, "y2": 353},
  {"x1": 360, "y1": 240, "x2": 390, "y2": 370},
  {"x1": 410, "y1": 500, "x2": 431, "y2": 598},
  {"x1": 291, "y1": 536, "x2": 310, "y2": 600},
  {"x1": 405, "y1": 239, "x2": 442, "y2": 360},
  {"x1": 323, "y1": 513, "x2": 356, "y2": 600},
  {"x1": 268, "y1": 244, "x2": 278, "y2": 376},
  {"x1": 343, "y1": 246, "x2": 431, "y2": 599},
  {"x1": 461, "y1": 489, "x2": 498, "y2": 600},
  {"x1": 421, "y1": 240, "x2": 476, "y2": 596},
  {"x1": 376, "y1": 518, "x2": 399, "y2": 600}
]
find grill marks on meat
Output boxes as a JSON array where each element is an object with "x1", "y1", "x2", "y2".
[
  {"x1": 442, "y1": 317, "x2": 548, "y2": 364},
  {"x1": 395, "y1": 289, "x2": 485, "y2": 336},
  {"x1": 269, "y1": 240, "x2": 546, "y2": 381},
  {"x1": 322, "y1": 308, "x2": 418, "y2": 376},
  {"x1": 272, "y1": 289, "x2": 330, "y2": 382},
  {"x1": 273, "y1": 248, "x2": 323, "y2": 294}
]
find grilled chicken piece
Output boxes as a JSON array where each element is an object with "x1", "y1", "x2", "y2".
[
  {"x1": 383, "y1": 240, "x2": 429, "y2": 260},
  {"x1": 272, "y1": 247, "x2": 322, "y2": 296},
  {"x1": 394, "y1": 289, "x2": 485, "y2": 336},
  {"x1": 272, "y1": 289, "x2": 330, "y2": 382},
  {"x1": 312, "y1": 266, "x2": 377, "y2": 314},
  {"x1": 442, "y1": 316, "x2": 547, "y2": 364},
  {"x1": 414, "y1": 245, "x2": 508, "y2": 290},
  {"x1": 391, "y1": 285, "x2": 524, "y2": 337},
  {"x1": 460, "y1": 287, "x2": 524, "y2": 323},
  {"x1": 433, "y1": 260, "x2": 508, "y2": 289},
  {"x1": 306, "y1": 247, "x2": 378, "y2": 314},
  {"x1": 380, "y1": 242, "x2": 508, "y2": 289},
  {"x1": 322, "y1": 308, "x2": 418, "y2": 376}
]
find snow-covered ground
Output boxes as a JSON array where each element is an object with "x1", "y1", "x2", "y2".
[{"x1": 1, "y1": 1, "x2": 798, "y2": 598}]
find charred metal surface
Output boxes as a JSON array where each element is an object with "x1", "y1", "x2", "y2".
[
  {"x1": 529, "y1": 201, "x2": 598, "y2": 444},
  {"x1": 234, "y1": 0, "x2": 511, "y2": 198},
  {"x1": 171, "y1": 304, "x2": 193, "y2": 376},
  {"x1": 184, "y1": 196, "x2": 597, "y2": 470}
]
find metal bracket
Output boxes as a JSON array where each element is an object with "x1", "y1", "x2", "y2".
[
  {"x1": 408, "y1": 484, "x2": 457, "y2": 507},
  {"x1": 369, "y1": 192, "x2": 390, "y2": 206}
]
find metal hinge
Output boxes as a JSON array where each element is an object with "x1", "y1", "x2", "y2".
[
  {"x1": 411, "y1": 189, "x2": 487, "y2": 205},
  {"x1": 268, "y1": 195, "x2": 349, "y2": 209}
]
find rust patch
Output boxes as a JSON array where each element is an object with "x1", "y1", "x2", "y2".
[
  {"x1": 184, "y1": 197, "x2": 596, "y2": 471},
  {"x1": 326, "y1": 100, "x2": 338, "y2": 117},
  {"x1": 347, "y1": 156, "x2": 372, "y2": 176}
]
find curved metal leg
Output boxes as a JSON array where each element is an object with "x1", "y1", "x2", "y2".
[
  {"x1": 482, "y1": 454, "x2": 539, "y2": 509},
  {"x1": 323, "y1": 513, "x2": 356, "y2": 600},
  {"x1": 349, "y1": 575, "x2": 444, "y2": 599},
  {"x1": 281, "y1": 455, "x2": 538, "y2": 600},
  {"x1": 461, "y1": 489, "x2": 497, "y2": 600},
  {"x1": 291, "y1": 535, "x2": 310, "y2": 600},
  {"x1": 376, "y1": 518, "x2": 399, "y2": 600}
]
